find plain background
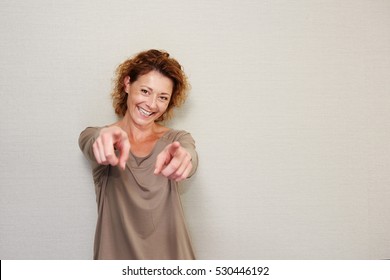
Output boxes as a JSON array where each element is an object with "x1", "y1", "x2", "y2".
[{"x1": 1, "y1": 0, "x2": 389, "y2": 259}]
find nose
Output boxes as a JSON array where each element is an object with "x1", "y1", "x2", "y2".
[{"x1": 146, "y1": 94, "x2": 158, "y2": 110}]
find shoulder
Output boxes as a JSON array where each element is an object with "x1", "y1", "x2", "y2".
[
  {"x1": 79, "y1": 126, "x2": 99, "y2": 143},
  {"x1": 162, "y1": 129, "x2": 194, "y2": 141},
  {"x1": 78, "y1": 126, "x2": 110, "y2": 149},
  {"x1": 80, "y1": 126, "x2": 102, "y2": 135},
  {"x1": 160, "y1": 129, "x2": 196, "y2": 149},
  {"x1": 80, "y1": 126, "x2": 110, "y2": 138}
]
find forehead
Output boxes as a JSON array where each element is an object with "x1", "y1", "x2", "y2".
[{"x1": 135, "y1": 70, "x2": 173, "y2": 93}]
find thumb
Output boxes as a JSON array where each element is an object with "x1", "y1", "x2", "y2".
[{"x1": 118, "y1": 139, "x2": 130, "y2": 170}]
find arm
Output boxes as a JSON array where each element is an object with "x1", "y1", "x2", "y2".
[{"x1": 79, "y1": 127, "x2": 101, "y2": 164}]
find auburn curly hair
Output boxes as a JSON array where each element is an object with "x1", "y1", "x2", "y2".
[{"x1": 111, "y1": 49, "x2": 190, "y2": 122}]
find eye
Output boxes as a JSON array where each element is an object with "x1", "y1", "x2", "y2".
[
  {"x1": 141, "y1": 89, "x2": 149, "y2": 95},
  {"x1": 159, "y1": 96, "x2": 170, "y2": 102}
]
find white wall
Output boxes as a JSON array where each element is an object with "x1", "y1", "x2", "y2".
[{"x1": 1, "y1": 0, "x2": 389, "y2": 259}]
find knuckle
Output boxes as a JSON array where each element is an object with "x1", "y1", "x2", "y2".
[
  {"x1": 170, "y1": 162, "x2": 179, "y2": 170},
  {"x1": 101, "y1": 133, "x2": 110, "y2": 141},
  {"x1": 121, "y1": 131, "x2": 129, "y2": 140},
  {"x1": 162, "y1": 169, "x2": 171, "y2": 177}
]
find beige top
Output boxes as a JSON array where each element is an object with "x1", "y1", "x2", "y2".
[{"x1": 79, "y1": 127, "x2": 198, "y2": 260}]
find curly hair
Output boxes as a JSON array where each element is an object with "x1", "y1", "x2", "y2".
[{"x1": 111, "y1": 49, "x2": 190, "y2": 122}]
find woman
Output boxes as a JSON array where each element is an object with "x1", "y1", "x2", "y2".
[{"x1": 78, "y1": 49, "x2": 198, "y2": 260}]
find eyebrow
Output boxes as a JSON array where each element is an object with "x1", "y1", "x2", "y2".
[
  {"x1": 141, "y1": 85, "x2": 153, "y2": 92},
  {"x1": 141, "y1": 85, "x2": 171, "y2": 96}
]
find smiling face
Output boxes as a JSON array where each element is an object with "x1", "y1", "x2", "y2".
[{"x1": 124, "y1": 70, "x2": 173, "y2": 127}]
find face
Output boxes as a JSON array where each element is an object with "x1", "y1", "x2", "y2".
[{"x1": 124, "y1": 70, "x2": 173, "y2": 126}]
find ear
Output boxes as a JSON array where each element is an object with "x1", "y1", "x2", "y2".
[
  {"x1": 123, "y1": 76, "x2": 131, "y2": 94},
  {"x1": 124, "y1": 75, "x2": 131, "y2": 85}
]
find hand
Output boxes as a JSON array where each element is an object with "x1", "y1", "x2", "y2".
[
  {"x1": 92, "y1": 126, "x2": 130, "y2": 170},
  {"x1": 154, "y1": 141, "x2": 192, "y2": 182}
]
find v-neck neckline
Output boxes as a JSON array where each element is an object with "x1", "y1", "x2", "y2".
[{"x1": 129, "y1": 129, "x2": 172, "y2": 166}]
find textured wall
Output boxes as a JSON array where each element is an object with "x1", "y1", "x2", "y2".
[{"x1": 1, "y1": 0, "x2": 389, "y2": 259}]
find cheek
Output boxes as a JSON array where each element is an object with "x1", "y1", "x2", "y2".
[
  {"x1": 160, "y1": 102, "x2": 170, "y2": 112},
  {"x1": 126, "y1": 93, "x2": 142, "y2": 105},
  {"x1": 126, "y1": 97, "x2": 132, "y2": 109}
]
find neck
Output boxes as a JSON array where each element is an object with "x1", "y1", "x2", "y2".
[{"x1": 115, "y1": 113, "x2": 160, "y2": 142}]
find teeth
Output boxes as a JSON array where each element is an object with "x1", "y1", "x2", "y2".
[{"x1": 139, "y1": 107, "x2": 153, "y2": 116}]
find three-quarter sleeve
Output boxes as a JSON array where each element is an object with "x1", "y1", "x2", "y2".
[{"x1": 78, "y1": 127, "x2": 101, "y2": 163}]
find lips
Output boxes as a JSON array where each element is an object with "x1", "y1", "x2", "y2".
[{"x1": 138, "y1": 106, "x2": 154, "y2": 117}]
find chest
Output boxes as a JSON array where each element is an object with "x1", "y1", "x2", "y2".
[{"x1": 130, "y1": 138, "x2": 159, "y2": 157}]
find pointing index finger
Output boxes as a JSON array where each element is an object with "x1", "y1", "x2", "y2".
[
  {"x1": 168, "y1": 141, "x2": 181, "y2": 155},
  {"x1": 154, "y1": 142, "x2": 180, "y2": 175}
]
